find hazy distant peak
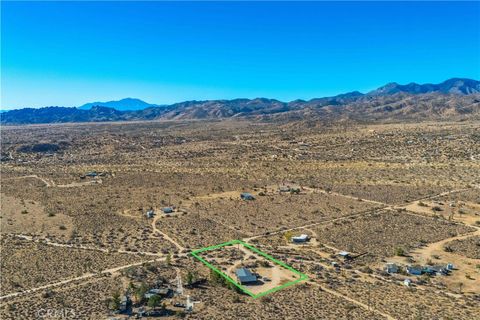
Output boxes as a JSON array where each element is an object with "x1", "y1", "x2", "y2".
[{"x1": 78, "y1": 98, "x2": 160, "y2": 111}]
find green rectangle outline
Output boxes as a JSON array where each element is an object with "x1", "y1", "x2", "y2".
[{"x1": 190, "y1": 239, "x2": 308, "y2": 298}]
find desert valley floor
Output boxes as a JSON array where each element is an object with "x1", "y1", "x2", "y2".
[{"x1": 1, "y1": 119, "x2": 479, "y2": 319}]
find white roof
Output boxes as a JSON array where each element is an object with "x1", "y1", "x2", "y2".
[{"x1": 292, "y1": 234, "x2": 309, "y2": 240}]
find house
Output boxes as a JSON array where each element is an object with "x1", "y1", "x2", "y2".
[
  {"x1": 162, "y1": 207, "x2": 173, "y2": 214},
  {"x1": 384, "y1": 263, "x2": 399, "y2": 274},
  {"x1": 235, "y1": 267, "x2": 257, "y2": 284},
  {"x1": 292, "y1": 234, "x2": 309, "y2": 243},
  {"x1": 146, "y1": 209, "x2": 155, "y2": 218},
  {"x1": 406, "y1": 265, "x2": 423, "y2": 275},
  {"x1": 338, "y1": 251, "x2": 351, "y2": 260},
  {"x1": 240, "y1": 193, "x2": 255, "y2": 201}
]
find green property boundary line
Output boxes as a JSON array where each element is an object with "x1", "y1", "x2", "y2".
[{"x1": 190, "y1": 239, "x2": 308, "y2": 298}]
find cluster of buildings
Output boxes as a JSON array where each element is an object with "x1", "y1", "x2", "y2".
[
  {"x1": 145, "y1": 207, "x2": 174, "y2": 218},
  {"x1": 112, "y1": 276, "x2": 198, "y2": 319},
  {"x1": 384, "y1": 262, "x2": 454, "y2": 277}
]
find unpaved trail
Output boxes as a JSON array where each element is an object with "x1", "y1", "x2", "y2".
[
  {"x1": 303, "y1": 186, "x2": 387, "y2": 206},
  {"x1": 0, "y1": 256, "x2": 166, "y2": 300},
  {"x1": 152, "y1": 215, "x2": 185, "y2": 251},
  {"x1": 3, "y1": 174, "x2": 107, "y2": 188},
  {"x1": 3, "y1": 174, "x2": 55, "y2": 187}
]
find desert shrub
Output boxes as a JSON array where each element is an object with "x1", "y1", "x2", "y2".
[{"x1": 395, "y1": 247, "x2": 406, "y2": 256}]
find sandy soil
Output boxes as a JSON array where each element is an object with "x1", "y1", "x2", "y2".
[{"x1": 0, "y1": 193, "x2": 73, "y2": 238}]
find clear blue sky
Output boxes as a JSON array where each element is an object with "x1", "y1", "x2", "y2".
[{"x1": 1, "y1": 1, "x2": 479, "y2": 109}]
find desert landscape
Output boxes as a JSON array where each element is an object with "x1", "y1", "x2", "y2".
[
  {"x1": 1, "y1": 1, "x2": 479, "y2": 319},
  {"x1": 1, "y1": 116, "x2": 479, "y2": 319}
]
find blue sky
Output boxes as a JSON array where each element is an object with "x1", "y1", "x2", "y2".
[{"x1": 1, "y1": 1, "x2": 479, "y2": 109}]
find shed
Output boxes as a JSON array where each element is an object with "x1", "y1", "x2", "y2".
[
  {"x1": 240, "y1": 193, "x2": 255, "y2": 201},
  {"x1": 292, "y1": 234, "x2": 309, "y2": 243},
  {"x1": 162, "y1": 207, "x2": 173, "y2": 214},
  {"x1": 384, "y1": 263, "x2": 399, "y2": 274},
  {"x1": 338, "y1": 251, "x2": 351, "y2": 259},
  {"x1": 403, "y1": 279, "x2": 412, "y2": 287},
  {"x1": 146, "y1": 210, "x2": 155, "y2": 218},
  {"x1": 235, "y1": 267, "x2": 257, "y2": 284}
]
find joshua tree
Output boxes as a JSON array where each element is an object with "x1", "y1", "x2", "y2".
[
  {"x1": 134, "y1": 282, "x2": 149, "y2": 304},
  {"x1": 284, "y1": 231, "x2": 293, "y2": 242},
  {"x1": 147, "y1": 294, "x2": 162, "y2": 308},
  {"x1": 185, "y1": 270, "x2": 196, "y2": 286},
  {"x1": 109, "y1": 291, "x2": 121, "y2": 311}
]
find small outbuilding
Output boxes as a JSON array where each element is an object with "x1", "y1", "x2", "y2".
[
  {"x1": 292, "y1": 234, "x2": 310, "y2": 243},
  {"x1": 236, "y1": 267, "x2": 257, "y2": 284},
  {"x1": 240, "y1": 193, "x2": 255, "y2": 201},
  {"x1": 162, "y1": 207, "x2": 173, "y2": 214},
  {"x1": 146, "y1": 209, "x2": 155, "y2": 218},
  {"x1": 384, "y1": 263, "x2": 399, "y2": 274},
  {"x1": 86, "y1": 171, "x2": 98, "y2": 177},
  {"x1": 338, "y1": 251, "x2": 351, "y2": 260}
]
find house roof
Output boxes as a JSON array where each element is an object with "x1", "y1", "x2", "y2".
[
  {"x1": 292, "y1": 234, "x2": 309, "y2": 241},
  {"x1": 236, "y1": 268, "x2": 257, "y2": 283}
]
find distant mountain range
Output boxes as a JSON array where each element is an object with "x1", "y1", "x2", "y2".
[
  {"x1": 367, "y1": 78, "x2": 480, "y2": 96},
  {"x1": 2, "y1": 78, "x2": 479, "y2": 124}
]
